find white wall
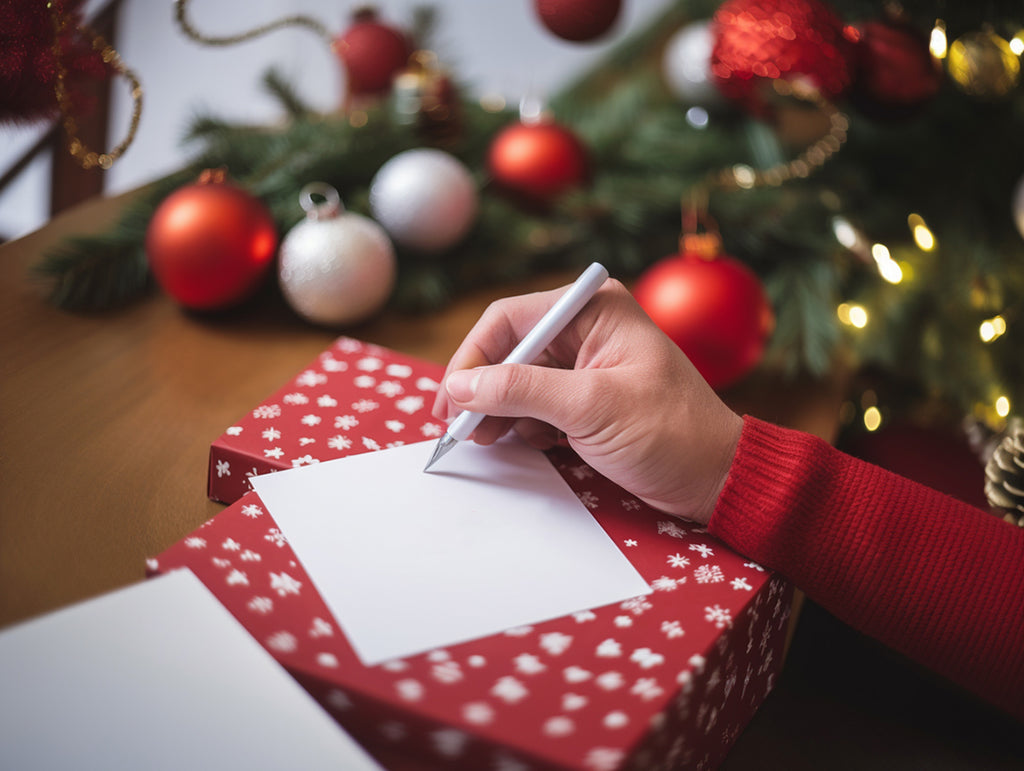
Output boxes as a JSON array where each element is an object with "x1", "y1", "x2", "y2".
[{"x1": 1, "y1": 0, "x2": 671, "y2": 239}]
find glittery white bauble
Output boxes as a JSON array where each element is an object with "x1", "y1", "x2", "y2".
[
  {"x1": 279, "y1": 184, "x2": 396, "y2": 326},
  {"x1": 1014, "y1": 174, "x2": 1024, "y2": 241},
  {"x1": 662, "y1": 20, "x2": 719, "y2": 106},
  {"x1": 369, "y1": 148, "x2": 478, "y2": 253}
]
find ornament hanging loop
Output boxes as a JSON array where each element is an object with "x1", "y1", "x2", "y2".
[
  {"x1": 680, "y1": 186, "x2": 722, "y2": 259},
  {"x1": 299, "y1": 182, "x2": 342, "y2": 220}
]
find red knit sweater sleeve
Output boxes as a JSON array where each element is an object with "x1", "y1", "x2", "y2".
[{"x1": 709, "y1": 415, "x2": 1024, "y2": 721}]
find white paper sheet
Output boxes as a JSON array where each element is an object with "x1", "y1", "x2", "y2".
[
  {"x1": 0, "y1": 570, "x2": 383, "y2": 771},
  {"x1": 250, "y1": 437, "x2": 651, "y2": 665}
]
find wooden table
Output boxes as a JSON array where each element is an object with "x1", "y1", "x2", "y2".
[{"x1": 4, "y1": 194, "x2": 1018, "y2": 768}]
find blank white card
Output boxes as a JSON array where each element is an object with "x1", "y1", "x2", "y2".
[{"x1": 251, "y1": 437, "x2": 651, "y2": 665}]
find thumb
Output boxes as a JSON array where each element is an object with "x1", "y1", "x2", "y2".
[{"x1": 445, "y1": 363, "x2": 584, "y2": 431}]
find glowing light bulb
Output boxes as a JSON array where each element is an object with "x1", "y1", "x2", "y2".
[
  {"x1": 871, "y1": 243, "x2": 903, "y2": 284},
  {"x1": 979, "y1": 315, "x2": 1007, "y2": 342},
  {"x1": 864, "y1": 406, "x2": 882, "y2": 431},
  {"x1": 996, "y1": 396, "x2": 1011, "y2": 418},
  {"x1": 832, "y1": 217, "x2": 858, "y2": 249},
  {"x1": 907, "y1": 213, "x2": 936, "y2": 251},
  {"x1": 1011, "y1": 32, "x2": 1024, "y2": 57},
  {"x1": 930, "y1": 20, "x2": 948, "y2": 59},
  {"x1": 848, "y1": 304, "x2": 868, "y2": 328}
]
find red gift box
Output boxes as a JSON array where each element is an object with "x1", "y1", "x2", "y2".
[{"x1": 159, "y1": 337, "x2": 792, "y2": 770}]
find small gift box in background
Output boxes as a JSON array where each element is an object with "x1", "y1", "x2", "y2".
[{"x1": 161, "y1": 336, "x2": 792, "y2": 770}]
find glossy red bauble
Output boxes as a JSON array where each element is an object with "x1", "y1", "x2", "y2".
[
  {"x1": 533, "y1": 0, "x2": 622, "y2": 43},
  {"x1": 633, "y1": 250, "x2": 774, "y2": 390},
  {"x1": 145, "y1": 176, "x2": 278, "y2": 311},
  {"x1": 334, "y1": 10, "x2": 411, "y2": 97},
  {"x1": 487, "y1": 120, "x2": 589, "y2": 206}
]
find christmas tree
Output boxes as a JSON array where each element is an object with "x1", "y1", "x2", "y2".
[{"x1": 37, "y1": 0, "x2": 1024, "y2": 442}]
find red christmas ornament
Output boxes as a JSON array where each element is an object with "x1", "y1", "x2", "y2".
[
  {"x1": 633, "y1": 240, "x2": 774, "y2": 390},
  {"x1": 710, "y1": 0, "x2": 853, "y2": 115},
  {"x1": 487, "y1": 120, "x2": 589, "y2": 206},
  {"x1": 533, "y1": 0, "x2": 622, "y2": 43},
  {"x1": 333, "y1": 8, "x2": 411, "y2": 98},
  {"x1": 145, "y1": 171, "x2": 278, "y2": 311},
  {"x1": 846, "y1": 19, "x2": 942, "y2": 121}
]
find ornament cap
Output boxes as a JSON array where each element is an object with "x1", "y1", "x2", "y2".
[
  {"x1": 680, "y1": 232, "x2": 723, "y2": 260},
  {"x1": 299, "y1": 182, "x2": 342, "y2": 220},
  {"x1": 198, "y1": 167, "x2": 228, "y2": 186}
]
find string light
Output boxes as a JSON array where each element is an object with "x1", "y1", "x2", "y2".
[
  {"x1": 871, "y1": 243, "x2": 903, "y2": 284},
  {"x1": 996, "y1": 395, "x2": 1011, "y2": 418},
  {"x1": 837, "y1": 302, "x2": 868, "y2": 328},
  {"x1": 907, "y1": 213, "x2": 936, "y2": 251},
  {"x1": 1011, "y1": 31, "x2": 1024, "y2": 57},
  {"x1": 930, "y1": 19, "x2": 948, "y2": 59},
  {"x1": 863, "y1": 406, "x2": 882, "y2": 431},
  {"x1": 979, "y1": 315, "x2": 1007, "y2": 342}
]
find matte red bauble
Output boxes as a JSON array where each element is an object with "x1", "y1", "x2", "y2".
[
  {"x1": 487, "y1": 120, "x2": 589, "y2": 205},
  {"x1": 711, "y1": 0, "x2": 852, "y2": 114},
  {"x1": 145, "y1": 173, "x2": 278, "y2": 311},
  {"x1": 534, "y1": 0, "x2": 622, "y2": 43},
  {"x1": 846, "y1": 20, "x2": 942, "y2": 121},
  {"x1": 633, "y1": 248, "x2": 774, "y2": 390},
  {"x1": 333, "y1": 9, "x2": 411, "y2": 97}
]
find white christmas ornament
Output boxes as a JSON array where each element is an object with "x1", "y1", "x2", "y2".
[
  {"x1": 369, "y1": 148, "x2": 478, "y2": 253},
  {"x1": 279, "y1": 183, "x2": 396, "y2": 327},
  {"x1": 662, "y1": 20, "x2": 719, "y2": 106}
]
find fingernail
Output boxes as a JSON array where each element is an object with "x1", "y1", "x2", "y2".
[{"x1": 446, "y1": 369, "x2": 480, "y2": 402}]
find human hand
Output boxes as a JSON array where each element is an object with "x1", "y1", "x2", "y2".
[{"x1": 431, "y1": 278, "x2": 743, "y2": 524}]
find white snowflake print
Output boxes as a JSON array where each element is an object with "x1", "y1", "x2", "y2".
[
  {"x1": 376, "y1": 380, "x2": 404, "y2": 398},
  {"x1": 298, "y1": 437, "x2": 315, "y2": 446},
  {"x1": 386, "y1": 441, "x2": 405, "y2": 449},
  {"x1": 731, "y1": 576, "x2": 753, "y2": 591},
  {"x1": 603, "y1": 711, "x2": 629, "y2": 729},
  {"x1": 705, "y1": 604, "x2": 733, "y2": 629},
  {"x1": 247, "y1": 596, "x2": 273, "y2": 614},
  {"x1": 432, "y1": 660, "x2": 463, "y2": 684},
  {"x1": 316, "y1": 394, "x2": 337, "y2": 408},
  {"x1": 567, "y1": 464, "x2": 593, "y2": 480},
  {"x1": 334, "y1": 338, "x2": 362, "y2": 354},
  {"x1": 327, "y1": 435, "x2": 352, "y2": 451},
  {"x1": 563, "y1": 666, "x2": 593, "y2": 684},
  {"x1": 283, "y1": 392, "x2": 310, "y2": 405},
  {"x1": 613, "y1": 615, "x2": 633, "y2": 628},
  {"x1": 596, "y1": 638, "x2": 622, "y2": 658},
  {"x1": 420, "y1": 422, "x2": 444, "y2": 438},
  {"x1": 562, "y1": 693, "x2": 587, "y2": 711},
  {"x1": 309, "y1": 617, "x2": 333, "y2": 638},
  {"x1": 386, "y1": 363, "x2": 413, "y2": 378},
  {"x1": 595, "y1": 671, "x2": 625, "y2": 690},
  {"x1": 694, "y1": 564, "x2": 724, "y2": 584},
  {"x1": 657, "y1": 520, "x2": 688, "y2": 539},
  {"x1": 652, "y1": 575, "x2": 683, "y2": 592},
  {"x1": 215, "y1": 460, "x2": 230, "y2": 478},
  {"x1": 620, "y1": 596, "x2": 652, "y2": 616},
  {"x1": 296, "y1": 370, "x2": 328, "y2": 387},
  {"x1": 263, "y1": 447, "x2": 284, "y2": 459},
  {"x1": 269, "y1": 571, "x2": 302, "y2": 596},
  {"x1": 261, "y1": 427, "x2": 281, "y2": 441},
  {"x1": 689, "y1": 543, "x2": 715, "y2": 558},
  {"x1": 667, "y1": 553, "x2": 691, "y2": 569},
  {"x1": 416, "y1": 376, "x2": 439, "y2": 391},
  {"x1": 356, "y1": 356, "x2": 384, "y2": 372},
  {"x1": 381, "y1": 659, "x2": 410, "y2": 672},
  {"x1": 462, "y1": 702, "x2": 494, "y2": 725},
  {"x1": 264, "y1": 529, "x2": 287, "y2": 547},
  {"x1": 744, "y1": 560, "x2": 766, "y2": 572},
  {"x1": 266, "y1": 631, "x2": 297, "y2": 653},
  {"x1": 239, "y1": 550, "x2": 261, "y2": 562},
  {"x1": 543, "y1": 716, "x2": 574, "y2": 737},
  {"x1": 427, "y1": 650, "x2": 450, "y2": 662},
  {"x1": 327, "y1": 689, "x2": 353, "y2": 711},
  {"x1": 334, "y1": 414, "x2": 359, "y2": 430},
  {"x1": 630, "y1": 647, "x2": 665, "y2": 669},
  {"x1": 352, "y1": 399, "x2": 379, "y2": 413},
  {"x1": 491, "y1": 676, "x2": 528, "y2": 703},
  {"x1": 631, "y1": 677, "x2": 664, "y2": 701},
  {"x1": 184, "y1": 536, "x2": 207, "y2": 549},
  {"x1": 578, "y1": 491, "x2": 599, "y2": 509},
  {"x1": 431, "y1": 729, "x2": 468, "y2": 759},
  {"x1": 513, "y1": 653, "x2": 546, "y2": 675},
  {"x1": 321, "y1": 357, "x2": 348, "y2": 372},
  {"x1": 300, "y1": 414, "x2": 322, "y2": 427},
  {"x1": 291, "y1": 454, "x2": 319, "y2": 467},
  {"x1": 225, "y1": 425, "x2": 243, "y2": 436},
  {"x1": 584, "y1": 748, "x2": 625, "y2": 771},
  {"x1": 467, "y1": 655, "x2": 487, "y2": 668},
  {"x1": 503, "y1": 626, "x2": 534, "y2": 637},
  {"x1": 211, "y1": 557, "x2": 231, "y2": 568},
  {"x1": 317, "y1": 653, "x2": 339, "y2": 669},
  {"x1": 384, "y1": 419, "x2": 405, "y2": 433},
  {"x1": 395, "y1": 679, "x2": 424, "y2": 702},
  {"x1": 395, "y1": 395, "x2": 424, "y2": 414},
  {"x1": 539, "y1": 632, "x2": 573, "y2": 656},
  {"x1": 253, "y1": 404, "x2": 281, "y2": 419},
  {"x1": 573, "y1": 610, "x2": 597, "y2": 623},
  {"x1": 226, "y1": 569, "x2": 248, "y2": 586},
  {"x1": 362, "y1": 437, "x2": 381, "y2": 451},
  {"x1": 661, "y1": 620, "x2": 685, "y2": 639},
  {"x1": 621, "y1": 498, "x2": 641, "y2": 512},
  {"x1": 354, "y1": 375, "x2": 376, "y2": 389},
  {"x1": 623, "y1": 539, "x2": 638, "y2": 547},
  {"x1": 221, "y1": 538, "x2": 241, "y2": 551}
]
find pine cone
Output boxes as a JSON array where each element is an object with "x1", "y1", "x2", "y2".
[{"x1": 984, "y1": 419, "x2": 1024, "y2": 526}]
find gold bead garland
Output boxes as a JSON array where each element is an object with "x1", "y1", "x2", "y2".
[
  {"x1": 47, "y1": 0, "x2": 143, "y2": 170},
  {"x1": 173, "y1": 0, "x2": 331, "y2": 48}
]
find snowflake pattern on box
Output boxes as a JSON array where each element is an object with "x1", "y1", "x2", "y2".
[
  {"x1": 208, "y1": 337, "x2": 446, "y2": 503},
  {"x1": 161, "y1": 337, "x2": 792, "y2": 770}
]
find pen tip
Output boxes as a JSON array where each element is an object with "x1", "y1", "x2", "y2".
[{"x1": 424, "y1": 433, "x2": 456, "y2": 472}]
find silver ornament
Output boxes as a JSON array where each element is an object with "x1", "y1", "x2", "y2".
[
  {"x1": 662, "y1": 20, "x2": 720, "y2": 106},
  {"x1": 369, "y1": 148, "x2": 478, "y2": 253},
  {"x1": 279, "y1": 183, "x2": 396, "y2": 326}
]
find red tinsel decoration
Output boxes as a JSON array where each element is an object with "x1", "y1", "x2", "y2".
[{"x1": 0, "y1": 0, "x2": 111, "y2": 125}]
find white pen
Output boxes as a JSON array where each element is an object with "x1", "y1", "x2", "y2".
[{"x1": 424, "y1": 262, "x2": 610, "y2": 471}]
